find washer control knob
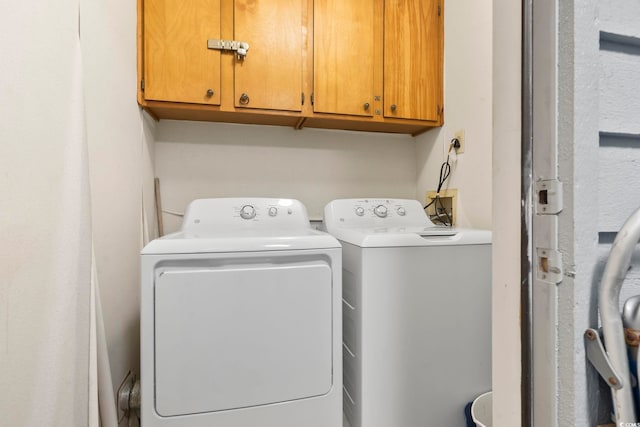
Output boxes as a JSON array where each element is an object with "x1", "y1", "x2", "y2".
[
  {"x1": 240, "y1": 205, "x2": 256, "y2": 220},
  {"x1": 355, "y1": 207, "x2": 365, "y2": 216},
  {"x1": 373, "y1": 205, "x2": 388, "y2": 218},
  {"x1": 268, "y1": 207, "x2": 278, "y2": 217},
  {"x1": 397, "y1": 207, "x2": 406, "y2": 216}
]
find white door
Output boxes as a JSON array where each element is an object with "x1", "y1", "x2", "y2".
[
  {"x1": 154, "y1": 260, "x2": 333, "y2": 417},
  {"x1": 531, "y1": 1, "x2": 640, "y2": 425}
]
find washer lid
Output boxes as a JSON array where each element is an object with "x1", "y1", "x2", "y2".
[
  {"x1": 143, "y1": 198, "x2": 339, "y2": 254},
  {"x1": 329, "y1": 226, "x2": 491, "y2": 247},
  {"x1": 324, "y1": 198, "x2": 491, "y2": 247}
]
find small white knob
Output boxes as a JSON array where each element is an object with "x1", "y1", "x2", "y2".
[
  {"x1": 397, "y1": 207, "x2": 406, "y2": 216},
  {"x1": 240, "y1": 205, "x2": 256, "y2": 219},
  {"x1": 355, "y1": 207, "x2": 365, "y2": 216},
  {"x1": 374, "y1": 205, "x2": 388, "y2": 218},
  {"x1": 268, "y1": 207, "x2": 278, "y2": 217}
]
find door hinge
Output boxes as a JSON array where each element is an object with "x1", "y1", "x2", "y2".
[
  {"x1": 311, "y1": 93, "x2": 314, "y2": 105},
  {"x1": 141, "y1": 79, "x2": 145, "y2": 91},
  {"x1": 437, "y1": 105, "x2": 442, "y2": 116},
  {"x1": 301, "y1": 92, "x2": 305, "y2": 105},
  {"x1": 535, "y1": 179, "x2": 563, "y2": 215},
  {"x1": 438, "y1": 4, "x2": 441, "y2": 16}
]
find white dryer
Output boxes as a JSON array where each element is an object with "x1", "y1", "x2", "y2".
[
  {"x1": 324, "y1": 198, "x2": 491, "y2": 427},
  {"x1": 141, "y1": 198, "x2": 342, "y2": 427}
]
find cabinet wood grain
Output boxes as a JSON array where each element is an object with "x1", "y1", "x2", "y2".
[
  {"x1": 313, "y1": 0, "x2": 375, "y2": 117},
  {"x1": 138, "y1": 0, "x2": 443, "y2": 134},
  {"x1": 384, "y1": 0, "x2": 441, "y2": 121},
  {"x1": 144, "y1": 0, "x2": 221, "y2": 105},
  {"x1": 234, "y1": 0, "x2": 303, "y2": 112}
]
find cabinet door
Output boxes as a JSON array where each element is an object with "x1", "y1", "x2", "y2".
[
  {"x1": 234, "y1": 0, "x2": 303, "y2": 112},
  {"x1": 313, "y1": 0, "x2": 375, "y2": 117},
  {"x1": 144, "y1": 0, "x2": 221, "y2": 105},
  {"x1": 384, "y1": 0, "x2": 441, "y2": 121}
]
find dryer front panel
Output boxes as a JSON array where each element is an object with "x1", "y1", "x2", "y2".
[{"x1": 154, "y1": 261, "x2": 333, "y2": 417}]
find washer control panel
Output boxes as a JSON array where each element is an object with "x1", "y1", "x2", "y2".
[
  {"x1": 325, "y1": 198, "x2": 433, "y2": 228},
  {"x1": 373, "y1": 204, "x2": 388, "y2": 218},
  {"x1": 182, "y1": 198, "x2": 311, "y2": 233}
]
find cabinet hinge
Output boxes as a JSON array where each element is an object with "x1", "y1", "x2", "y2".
[
  {"x1": 438, "y1": 4, "x2": 441, "y2": 16},
  {"x1": 302, "y1": 92, "x2": 305, "y2": 105},
  {"x1": 437, "y1": 105, "x2": 442, "y2": 115},
  {"x1": 141, "y1": 79, "x2": 145, "y2": 91},
  {"x1": 311, "y1": 93, "x2": 314, "y2": 105}
]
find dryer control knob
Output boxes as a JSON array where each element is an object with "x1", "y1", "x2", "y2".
[
  {"x1": 268, "y1": 207, "x2": 278, "y2": 217},
  {"x1": 374, "y1": 205, "x2": 388, "y2": 218},
  {"x1": 240, "y1": 205, "x2": 256, "y2": 219},
  {"x1": 397, "y1": 207, "x2": 406, "y2": 216},
  {"x1": 355, "y1": 207, "x2": 365, "y2": 216}
]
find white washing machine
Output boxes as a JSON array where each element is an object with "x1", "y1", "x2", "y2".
[
  {"x1": 141, "y1": 198, "x2": 342, "y2": 427},
  {"x1": 324, "y1": 198, "x2": 492, "y2": 427}
]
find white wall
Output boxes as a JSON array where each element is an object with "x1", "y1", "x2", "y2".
[
  {"x1": 155, "y1": 122, "x2": 416, "y2": 233},
  {"x1": 415, "y1": 0, "x2": 493, "y2": 229},
  {"x1": 81, "y1": 0, "x2": 157, "y2": 414},
  {"x1": 0, "y1": 1, "x2": 93, "y2": 424}
]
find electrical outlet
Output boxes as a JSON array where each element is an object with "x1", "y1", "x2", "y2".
[
  {"x1": 453, "y1": 129, "x2": 465, "y2": 154},
  {"x1": 425, "y1": 189, "x2": 457, "y2": 226}
]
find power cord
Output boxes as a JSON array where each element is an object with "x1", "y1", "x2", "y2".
[{"x1": 424, "y1": 138, "x2": 459, "y2": 226}]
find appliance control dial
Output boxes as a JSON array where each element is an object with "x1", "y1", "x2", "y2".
[
  {"x1": 268, "y1": 207, "x2": 278, "y2": 217},
  {"x1": 240, "y1": 205, "x2": 256, "y2": 220},
  {"x1": 355, "y1": 207, "x2": 365, "y2": 216},
  {"x1": 373, "y1": 205, "x2": 388, "y2": 218},
  {"x1": 397, "y1": 207, "x2": 406, "y2": 216}
]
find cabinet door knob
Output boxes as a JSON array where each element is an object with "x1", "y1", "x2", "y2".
[
  {"x1": 364, "y1": 102, "x2": 370, "y2": 110},
  {"x1": 239, "y1": 93, "x2": 250, "y2": 105},
  {"x1": 390, "y1": 104, "x2": 397, "y2": 112},
  {"x1": 206, "y1": 89, "x2": 214, "y2": 97}
]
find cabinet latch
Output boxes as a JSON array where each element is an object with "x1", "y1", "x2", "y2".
[{"x1": 207, "y1": 39, "x2": 249, "y2": 60}]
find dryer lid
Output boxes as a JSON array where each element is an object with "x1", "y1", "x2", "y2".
[{"x1": 142, "y1": 198, "x2": 340, "y2": 254}]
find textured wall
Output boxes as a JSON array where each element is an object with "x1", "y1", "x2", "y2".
[
  {"x1": 554, "y1": 0, "x2": 640, "y2": 425},
  {"x1": 0, "y1": 1, "x2": 92, "y2": 424},
  {"x1": 597, "y1": 0, "x2": 640, "y2": 366}
]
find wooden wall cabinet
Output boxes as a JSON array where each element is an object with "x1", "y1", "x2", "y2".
[{"x1": 138, "y1": 0, "x2": 443, "y2": 135}]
